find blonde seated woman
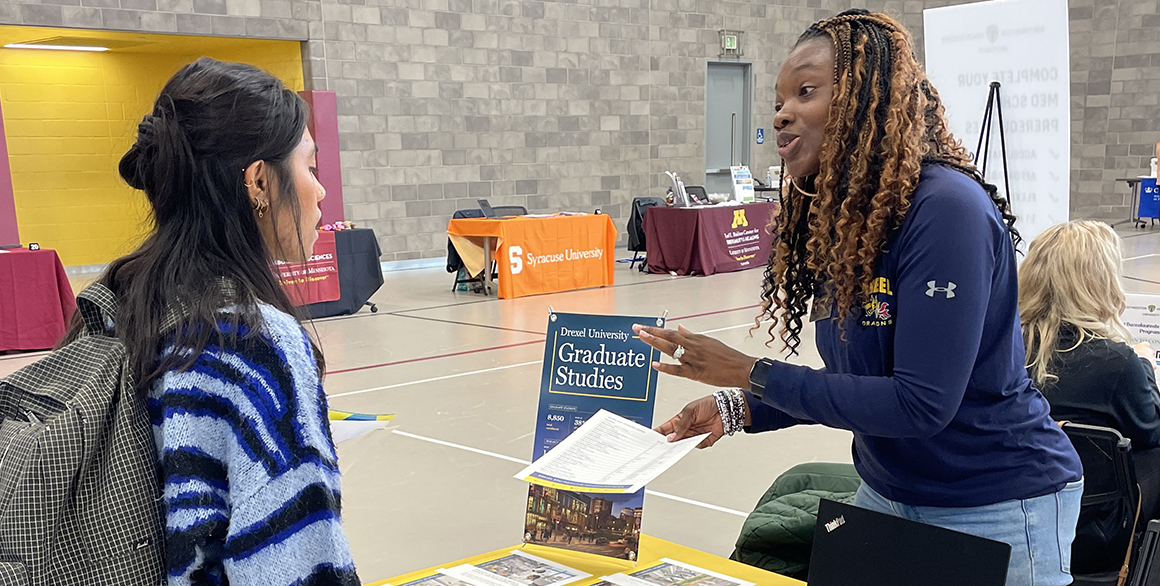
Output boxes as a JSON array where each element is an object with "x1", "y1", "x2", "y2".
[{"x1": 1020, "y1": 220, "x2": 1160, "y2": 573}]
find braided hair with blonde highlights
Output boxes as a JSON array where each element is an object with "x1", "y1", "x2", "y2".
[{"x1": 758, "y1": 9, "x2": 1020, "y2": 355}]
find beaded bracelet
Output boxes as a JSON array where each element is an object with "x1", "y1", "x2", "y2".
[
  {"x1": 729, "y1": 389, "x2": 746, "y2": 431},
  {"x1": 713, "y1": 390, "x2": 734, "y2": 435},
  {"x1": 713, "y1": 389, "x2": 747, "y2": 436},
  {"x1": 725, "y1": 390, "x2": 742, "y2": 434}
]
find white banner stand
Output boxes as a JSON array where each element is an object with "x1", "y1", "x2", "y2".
[{"x1": 923, "y1": 0, "x2": 1070, "y2": 246}]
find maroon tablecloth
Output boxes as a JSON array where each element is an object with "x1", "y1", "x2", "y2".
[
  {"x1": 644, "y1": 202, "x2": 778, "y2": 276},
  {"x1": 0, "y1": 248, "x2": 77, "y2": 351}
]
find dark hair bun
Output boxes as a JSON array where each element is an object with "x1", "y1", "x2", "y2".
[
  {"x1": 119, "y1": 114, "x2": 165, "y2": 191},
  {"x1": 118, "y1": 143, "x2": 146, "y2": 191}
]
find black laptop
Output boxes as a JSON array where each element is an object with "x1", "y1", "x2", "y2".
[{"x1": 808, "y1": 499, "x2": 1011, "y2": 586}]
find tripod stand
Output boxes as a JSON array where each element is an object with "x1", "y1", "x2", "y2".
[{"x1": 974, "y1": 81, "x2": 1013, "y2": 213}]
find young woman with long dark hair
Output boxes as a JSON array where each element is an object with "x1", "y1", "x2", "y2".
[
  {"x1": 632, "y1": 11, "x2": 1082, "y2": 586},
  {"x1": 65, "y1": 58, "x2": 359, "y2": 586}
]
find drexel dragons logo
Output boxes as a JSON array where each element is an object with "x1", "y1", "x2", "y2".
[
  {"x1": 861, "y1": 277, "x2": 894, "y2": 326},
  {"x1": 864, "y1": 299, "x2": 891, "y2": 321},
  {"x1": 732, "y1": 209, "x2": 748, "y2": 229}
]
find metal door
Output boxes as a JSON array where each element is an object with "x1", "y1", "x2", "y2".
[{"x1": 705, "y1": 61, "x2": 753, "y2": 195}]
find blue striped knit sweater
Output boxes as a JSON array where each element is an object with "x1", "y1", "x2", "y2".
[{"x1": 147, "y1": 304, "x2": 359, "y2": 586}]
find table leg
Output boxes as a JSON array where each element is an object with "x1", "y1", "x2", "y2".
[
  {"x1": 1113, "y1": 180, "x2": 1143, "y2": 229},
  {"x1": 482, "y1": 236, "x2": 494, "y2": 296},
  {"x1": 1133, "y1": 182, "x2": 1143, "y2": 228}
]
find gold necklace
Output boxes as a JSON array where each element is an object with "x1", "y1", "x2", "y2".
[{"x1": 788, "y1": 176, "x2": 818, "y2": 197}]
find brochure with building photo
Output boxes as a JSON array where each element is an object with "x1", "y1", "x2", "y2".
[
  {"x1": 525, "y1": 485, "x2": 644, "y2": 560},
  {"x1": 392, "y1": 575, "x2": 473, "y2": 586},
  {"x1": 438, "y1": 550, "x2": 590, "y2": 586},
  {"x1": 597, "y1": 559, "x2": 755, "y2": 586},
  {"x1": 524, "y1": 312, "x2": 664, "y2": 561}
]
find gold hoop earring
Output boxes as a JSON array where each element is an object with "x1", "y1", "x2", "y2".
[
  {"x1": 788, "y1": 176, "x2": 818, "y2": 197},
  {"x1": 244, "y1": 180, "x2": 255, "y2": 188},
  {"x1": 253, "y1": 200, "x2": 268, "y2": 219}
]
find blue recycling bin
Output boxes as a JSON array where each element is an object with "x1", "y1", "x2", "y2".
[{"x1": 1139, "y1": 177, "x2": 1160, "y2": 219}]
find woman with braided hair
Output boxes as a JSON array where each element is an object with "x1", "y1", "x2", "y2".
[{"x1": 633, "y1": 10, "x2": 1082, "y2": 585}]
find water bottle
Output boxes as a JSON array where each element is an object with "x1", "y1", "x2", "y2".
[{"x1": 676, "y1": 176, "x2": 689, "y2": 205}]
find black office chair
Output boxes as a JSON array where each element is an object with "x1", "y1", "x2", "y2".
[
  {"x1": 1131, "y1": 520, "x2": 1160, "y2": 586},
  {"x1": 1063, "y1": 423, "x2": 1145, "y2": 585},
  {"x1": 685, "y1": 185, "x2": 708, "y2": 204},
  {"x1": 492, "y1": 205, "x2": 528, "y2": 217},
  {"x1": 627, "y1": 196, "x2": 666, "y2": 271},
  {"x1": 447, "y1": 208, "x2": 485, "y2": 292}
]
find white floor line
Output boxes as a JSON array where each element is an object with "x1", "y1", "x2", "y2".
[
  {"x1": 328, "y1": 321, "x2": 764, "y2": 399},
  {"x1": 389, "y1": 429, "x2": 749, "y2": 518},
  {"x1": 1125, "y1": 253, "x2": 1160, "y2": 261},
  {"x1": 391, "y1": 430, "x2": 532, "y2": 465},
  {"x1": 643, "y1": 489, "x2": 748, "y2": 517},
  {"x1": 329, "y1": 360, "x2": 542, "y2": 398}
]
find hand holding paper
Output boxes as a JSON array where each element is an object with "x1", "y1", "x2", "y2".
[
  {"x1": 327, "y1": 410, "x2": 395, "y2": 444},
  {"x1": 514, "y1": 410, "x2": 708, "y2": 494}
]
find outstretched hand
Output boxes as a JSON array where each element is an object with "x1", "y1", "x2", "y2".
[
  {"x1": 632, "y1": 323, "x2": 757, "y2": 390},
  {"x1": 655, "y1": 395, "x2": 727, "y2": 449}
]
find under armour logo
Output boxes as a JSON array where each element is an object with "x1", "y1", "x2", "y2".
[{"x1": 926, "y1": 281, "x2": 956, "y2": 298}]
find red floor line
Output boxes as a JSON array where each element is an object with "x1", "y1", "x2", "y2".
[
  {"x1": 669, "y1": 304, "x2": 760, "y2": 322},
  {"x1": 324, "y1": 303, "x2": 761, "y2": 376},
  {"x1": 392, "y1": 313, "x2": 546, "y2": 335},
  {"x1": 326, "y1": 340, "x2": 545, "y2": 375},
  {"x1": 5, "y1": 305, "x2": 764, "y2": 373}
]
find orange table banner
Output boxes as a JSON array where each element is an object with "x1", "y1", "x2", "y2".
[
  {"x1": 277, "y1": 230, "x2": 341, "y2": 306},
  {"x1": 447, "y1": 214, "x2": 617, "y2": 299}
]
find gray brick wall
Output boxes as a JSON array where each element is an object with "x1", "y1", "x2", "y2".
[
  {"x1": 315, "y1": 0, "x2": 854, "y2": 260},
  {"x1": 0, "y1": 0, "x2": 311, "y2": 37},
  {"x1": 1, "y1": 0, "x2": 1147, "y2": 259}
]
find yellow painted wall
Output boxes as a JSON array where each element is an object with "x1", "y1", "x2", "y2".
[
  {"x1": 209, "y1": 42, "x2": 305, "y2": 91},
  {"x1": 0, "y1": 30, "x2": 303, "y2": 267}
]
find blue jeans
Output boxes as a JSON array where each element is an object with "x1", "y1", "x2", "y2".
[{"x1": 855, "y1": 479, "x2": 1084, "y2": 586}]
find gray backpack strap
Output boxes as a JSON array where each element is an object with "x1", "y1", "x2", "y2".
[
  {"x1": 76, "y1": 280, "x2": 227, "y2": 340},
  {"x1": 76, "y1": 283, "x2": 117, "y2": 337}
]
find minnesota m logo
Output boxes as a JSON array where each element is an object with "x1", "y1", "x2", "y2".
[{"x1": 731, "y1": 209, "x2": 749, "y2": 229}]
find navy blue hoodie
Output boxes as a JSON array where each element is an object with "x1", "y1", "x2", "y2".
[{"x1": 748, "y1": 164, "x2": 1082, "y2": 507}]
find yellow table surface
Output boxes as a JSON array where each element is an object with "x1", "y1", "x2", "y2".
[{"x1": 369, "y1": 533, "x2": 804, "y2": 585}]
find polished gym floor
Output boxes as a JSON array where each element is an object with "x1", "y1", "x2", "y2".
[{"x1": 3, "y1": 226, "x2": 1159, "y2": 583}]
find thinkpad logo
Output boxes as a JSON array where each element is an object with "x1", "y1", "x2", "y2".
[
  {"x1": 825, "y1": 515, "x2": 846, "y2": 533},
  {"x1": 926, "y1": 281, "x2": 957, "y2": 298}
]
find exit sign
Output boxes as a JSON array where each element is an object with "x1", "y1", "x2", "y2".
[{"x1": 719, "y1": 30, "x2": 743, "y2": 57}]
